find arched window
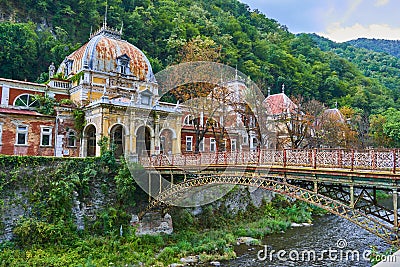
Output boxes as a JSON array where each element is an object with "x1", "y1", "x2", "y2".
[
  {"x1": 14, "y1": 94, "x2": 40, "y2": 108},
  {"x1": 184, "y1": 115, "x2": 195, "y2": 125}
]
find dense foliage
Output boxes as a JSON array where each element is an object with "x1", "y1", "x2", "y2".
[
  {"x1": 309, "y1": 34, "x2": 400, "y2": 106},
  {"x1": 0, "y1": 161, "x2": 324, "y2": 266},
  {"x1": 1, "y1": 0, "x2": 399, "y2": 114},
  {"x1": 347, "y1": 38, "x2": 400, "y2": 58}
]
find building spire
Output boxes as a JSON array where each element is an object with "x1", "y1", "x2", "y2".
[
  {"x1": 281, "y1": 83, "x2": 285, "y2": 94},
  {"x1": 103, "y1": 4, "x2": 108, "y2": 29},
  {"x1": 267, "y1": 86, "x2": 271, "y2": 96},
  {"x1": 235, "y1": 65, "x2": 238, "y2": 81},
  {"x1": 89, "y1": 2, "x2": 122, "y2": 40},
  {"x1": 335, "y1": 101, "x2": 338, "y2": 109},
  {"x1": 120, "y1": 20, "x2": 124, "y2": 35}
]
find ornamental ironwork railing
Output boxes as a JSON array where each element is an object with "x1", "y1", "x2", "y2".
[{"x1": 140, "y1": 148, "x2": 400, "y2": 174}]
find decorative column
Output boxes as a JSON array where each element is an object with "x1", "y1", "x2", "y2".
[
  {"x1": 393, "y1": 189, "x2": 398, "y2": 228},
  {"x1": 350, "y1": 185, "x2": 355, "y2": 209},
  {"x1": 154, "y1": 112, "x2": 160, "y2": 155}
]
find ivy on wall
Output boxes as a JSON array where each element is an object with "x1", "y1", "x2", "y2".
[{"x1": 0, "y1": 154, "x2": 139, "y2": 246}]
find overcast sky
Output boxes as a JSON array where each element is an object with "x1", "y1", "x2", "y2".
[{"x1": 240, "y1": 0, "x2": 400, "y2": 42}]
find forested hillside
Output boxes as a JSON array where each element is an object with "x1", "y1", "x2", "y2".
[
  {"x1": 0, "y1": 0, "x2": 398, "y2": 114},
  {"x1": 309, "y1": 34, "x2": 400, "y2": 104},
  {"x1": 347, "y1": 38, "x2": 400, "y2": 58}
]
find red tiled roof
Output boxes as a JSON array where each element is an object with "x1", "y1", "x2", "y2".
[
  {"x1": 263, "y1": 93, "x2": 297, "y2": 115},
  {"x1": 0, "y1": 107, "x2": 49, "y2": 116}
]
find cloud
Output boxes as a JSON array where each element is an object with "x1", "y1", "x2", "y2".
[
  {"x1": 340, "y1": 0, "x2": 364, "y2": 24},
  {"x1": 375, "y1": 0, "x2": 390, "y2": 6},
  {"x1": 319, "y1": 23, "x2": 400, "y2": 42}
]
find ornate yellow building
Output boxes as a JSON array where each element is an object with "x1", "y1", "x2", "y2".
[{"x1": 50, "y1": 24, "x2": 182, "y2": 158}]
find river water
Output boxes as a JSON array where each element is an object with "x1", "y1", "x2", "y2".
[{"x1": 224, "y1": 214, "x2": 393, "y2": 267}]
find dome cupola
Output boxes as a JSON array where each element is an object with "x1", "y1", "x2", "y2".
[{"x1": 58, "y1": 24, "x2": 155, "y2": 83}]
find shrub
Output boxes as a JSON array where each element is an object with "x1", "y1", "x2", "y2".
[
  {"x1": 13, "y1": 218, "x2": 76, "y2": 246},
  {"x1": 157, "y1": 247, "x2": 178, "y2": 264}
]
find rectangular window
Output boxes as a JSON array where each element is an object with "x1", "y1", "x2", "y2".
[
  {"x1": 16, "y1": 125, "x2": 28, "y2": 145},
  {"x1": 141, "y1": 95, "x2": 150, "y2": 105},
  {"x1": 243, "y1": 136, "x2": 248, "y2": 144},
  {"x1": 251, "y1": 137, "x2": 258, "y2": 150},
  {"x1": 67, "y1": 131, "x2": 76, "y2": 147},
  {"x1": 210, "y1": 138, "x2": 216, "y2": 152},
  {"x1": 199, "y1": 138, "x2": 204, "y2": 152},
  {"x1": 231, "y1": 139, "x2": 237, "y2": 151},
  {"x1": 40, "y1": 126, "x2": 52, "y2": 146},
  {"x1": 120, "y1": 65, "x2": 126, "y2": 74},
  {"x1": 220, "y1": 139, "x2": 226, "y2": 152},
  {"x1": 186, "y1": 136, "x2": 193, "y2": 152}
]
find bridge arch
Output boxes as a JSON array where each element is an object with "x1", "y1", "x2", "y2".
[{"x1": 142, "y1": 175, "x2": 397, "y2": 245}]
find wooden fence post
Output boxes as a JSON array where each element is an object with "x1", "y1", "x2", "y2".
[
  {"x1": 351, "y1": 149, "x2": 354, "y2": 171},
  {"x1": 283, "y1": 149, "x2": 287, "y2": 168},
  {"x1": 393, "y1": 149, "x2": 397, "y2": 174}
]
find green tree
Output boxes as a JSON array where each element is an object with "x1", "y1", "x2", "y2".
[{"x1": 0, "y1": 22, "x2": 38, "y2": 81}]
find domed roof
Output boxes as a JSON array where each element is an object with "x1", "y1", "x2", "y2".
[
  {"x1": 58, "y1": 26, "x2": 155, "y2": 82},
  {"x1": 263, "y1": 93, "x2": 297, "y2": 115}
]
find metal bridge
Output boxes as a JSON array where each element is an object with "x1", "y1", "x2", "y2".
[{"x1": 138, "y1": 148, "x2": 400, "y2": 245}]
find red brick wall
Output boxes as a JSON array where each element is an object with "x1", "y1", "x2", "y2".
[
  {"x1": 180, "y1": 129, "x2": 233, "y2": 154},
  {"x1": 7, "y1": 88, "x2": 69, "y2": 106},
  {"x1": 54, "y1": 94, "x2": 69, "y2": 102},
  {"x1": 0, "y1": 115, "x2": 55, "y2": 156},
  {"x1": 8, "y1": 89, "x2": 44, "y2": 106}
]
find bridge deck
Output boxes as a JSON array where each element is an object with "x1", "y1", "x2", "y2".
[
  {"x1": 140, "y1": 149, "x2": 400, "y2": 188},
  {"x1": 138, "y1": 149, "x2": 400, "y2": 245}
]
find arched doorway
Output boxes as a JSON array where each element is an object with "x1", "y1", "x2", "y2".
[
  {"x1": 85, "y1": 125, "x2": 96, "y2": 157},
  {"x1": 136, "y1": 126, "x2": 151, "y2": 156},
  {"x1": 110, "y1": 124, "x2": 124, "y2": 158},
  {"x1": 160, "y1": 129, "x2": 173, "y2": 155}
]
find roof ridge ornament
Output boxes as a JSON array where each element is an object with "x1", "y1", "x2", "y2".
[
  {"x1": 89, "y1": 3, "x2": 122, "y2": 40},
  {"x1": 104, "y1": 4, "x2": 108, "y2": 29}
]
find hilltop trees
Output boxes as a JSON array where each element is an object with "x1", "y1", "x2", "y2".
[
  {"x1": 0, "y1": 0, "x2": 397, "y2": 115},
  {"x1": 370, "y1": 108, "x2": 400, "y2": 148},
  {"x1": 1, "y1": 0, "x2": 400, "y2": 149},
  {"x1": 0, "y1": 23, "x2": 38, "y2": 81}
]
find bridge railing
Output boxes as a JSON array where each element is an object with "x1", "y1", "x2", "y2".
[{"x1": 140, "y1": 149, "x2": 400, "y2": 173}]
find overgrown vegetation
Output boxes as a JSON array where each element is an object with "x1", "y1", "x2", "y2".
[
  {"x1": 32, "y1": 94, "x2": 57, "y2": 115},
  {"x1": 0, "y1": 152, "x2": 330, "y2": 266}
]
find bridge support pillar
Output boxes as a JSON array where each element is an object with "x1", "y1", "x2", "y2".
[
  {"x1": 394, "y1": 189, "x2": 398, "y2": 229},
  {"x1": 350, "y1": 185, "x2": 355, "y2": 209},
  {"x1": 148, "y1": 172, "x2": 152, "y2": 202},
  {"x1": 373, "y1": 187, "x2": 377, "y2": 205},
  {"x1": 159, "y1": 174, "x2": 162, "y2": 194},
  {"x1": 170, "y1": 173, "x2": 174, "y2": 188},
  {"x1": 313, "y1": 181, "x2": 318, "y2": 193},
  {"x1": 184, "y1": 173, "x2": 187, "y2": 182}
]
